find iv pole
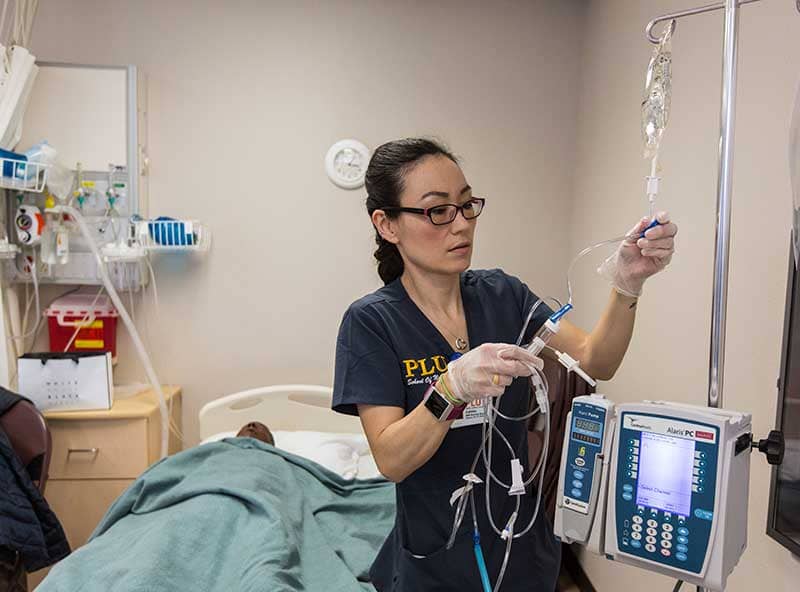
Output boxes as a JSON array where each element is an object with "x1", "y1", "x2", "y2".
[{"x1": 645, "y1": 1, "x2": 800, "y2": 590}]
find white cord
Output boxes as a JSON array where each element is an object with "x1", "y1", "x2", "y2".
[
  {"x1": 53, "y1": 205, "x2": 170, "y2": 459},
  {"x1": 7, "y1": 250, "x2": 41, "y2": 350},
  {"x1": 145, "y1": 256, "x2": 159, "y2": 315}
]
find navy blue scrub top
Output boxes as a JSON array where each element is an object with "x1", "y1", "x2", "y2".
[{"x1": 333, "y1": 269, "x2": 562, "y2": 592}]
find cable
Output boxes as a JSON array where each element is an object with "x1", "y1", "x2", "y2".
[
  {"x1": 672, "y1": 580, "x2": 683, "y2": 592},
  {"x1": 145, "y1": 256, "x2": 159, "y2": 315},
  {"x1": 54, "y1": 205, "x2": 170, "y2": 458},
  {"x1": 18, "y1": 278, "x2": 31, "y2": 339},
  {"x1": 7, "y1": 250, "x2": 41, "y2": 350}
]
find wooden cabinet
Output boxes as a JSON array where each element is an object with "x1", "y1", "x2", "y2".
[{"x1": 27, "y1": 387, "x2": 181, "y2": 589}]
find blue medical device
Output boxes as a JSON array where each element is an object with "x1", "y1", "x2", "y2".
[
  {"x1": 556, "y1": 399, "x2": 754, "y2": 591},
  {"x1": 554, "y1": 394, "x2": 615, "y2": 553}
]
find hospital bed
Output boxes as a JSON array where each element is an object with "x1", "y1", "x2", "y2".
[{"x1": 36, "y1": 384, "x2": 395, "y2": 592}]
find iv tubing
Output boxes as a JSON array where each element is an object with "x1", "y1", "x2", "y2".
[
  {"x1": 492, "y1": 499, "x2": 518, "y2": 592},
  {"x1": 55, "y1": 205, "x2": 169, "y2": 458},
  {"x1": 647, "y1": 155, "x2": 659, "y2": 219},
  {"x1": 442, "y1": 300, "x2": 554, "y2": 590},
  {"x1": 566, "y1": 236, "x2": 629, "y2": 305},
  {"x1": 473, "y1": 535, "x2": 492, "y2": 592}
]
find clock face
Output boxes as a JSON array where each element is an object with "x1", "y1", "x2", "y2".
[{"x1": 325, "y1": 139, "x2": 370, "y2": 189}]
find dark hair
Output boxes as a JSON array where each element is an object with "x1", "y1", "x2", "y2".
[{"x1": 365, "y1": 138, "x2": 458, "y2": 284}]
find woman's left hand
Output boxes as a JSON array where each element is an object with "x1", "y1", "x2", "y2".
[{"x1": 598, "y1": 211, "x2": 677, "y2": 297}]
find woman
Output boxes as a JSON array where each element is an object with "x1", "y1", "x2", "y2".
[{"x1": 332, "y1": 138, "x2": 676, "y2": 591}]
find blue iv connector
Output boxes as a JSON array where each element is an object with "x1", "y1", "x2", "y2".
[{"x1": 640, "y1": 218, "x2": 660, "y2": 238}]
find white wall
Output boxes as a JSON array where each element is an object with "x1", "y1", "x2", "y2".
[
  {"x1": 29, "y1": 0, "x2": 585, "y2": 444},
  {"x1": 571, "y1": 1, "x2": 800, "y2": 590}
]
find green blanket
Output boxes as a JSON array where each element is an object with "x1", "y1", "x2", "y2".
[{"x1": 38, "y1": 438, "x2": 395, "y2": 592}]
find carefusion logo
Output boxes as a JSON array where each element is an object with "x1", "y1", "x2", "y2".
[{"x1": 624, "y1": 414, "x2": 717, "y2": 444}]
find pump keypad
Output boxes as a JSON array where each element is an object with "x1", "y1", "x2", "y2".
[{"x1": 615, "y1": 413, "x2": 719, "y2": 575}]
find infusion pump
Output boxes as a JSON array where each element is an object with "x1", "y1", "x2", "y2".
[{"x1": 555, "y1": 396, "x2": 755, "y2": 591}]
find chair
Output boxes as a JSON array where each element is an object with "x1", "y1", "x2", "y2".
[
  {"x1": 0, "y1": 399, "x2": 52, "y2": 494},
  {"x1": 0, "y1": 399, "x2": 52, "y2": 591}
]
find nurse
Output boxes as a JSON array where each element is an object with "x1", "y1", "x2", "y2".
[{"x1": 332, "y1": 138, "x2": 676, "y2": 591}]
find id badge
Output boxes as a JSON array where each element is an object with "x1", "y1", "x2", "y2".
[{"x1": 450, "y1": 399, "x2": 487, "y2": 429}]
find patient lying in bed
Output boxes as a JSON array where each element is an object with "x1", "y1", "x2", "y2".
[
  {"x1": 37, "y1": 419, "x2": 394, "y2": 592},
  {"x1": 236, "y1": 421, "x2": 275, "y2": 445}
]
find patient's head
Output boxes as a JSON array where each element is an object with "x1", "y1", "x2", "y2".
[{"x1": 237, "y1": 421, "x2": 275, "y2": 445}]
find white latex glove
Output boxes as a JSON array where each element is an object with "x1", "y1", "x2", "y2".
[
  {"x1": 598, "y1": 210, "x2": 677, "y2": 297},
  {"x1": 442, "y1": 343, "x2": 543, "y2": 403}
]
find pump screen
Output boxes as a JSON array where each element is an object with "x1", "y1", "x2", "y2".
[{"x1": 635, "y1": 432, "x2": 695, "y2": 516}]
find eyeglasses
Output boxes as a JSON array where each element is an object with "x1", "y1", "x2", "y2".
[{"x1": 383, "y1": 197, "x2": 486, "y2": 226}]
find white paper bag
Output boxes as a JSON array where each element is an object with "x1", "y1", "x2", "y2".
[{"x1": 17, "y1": 352, "x2": 113, "y2": 412}]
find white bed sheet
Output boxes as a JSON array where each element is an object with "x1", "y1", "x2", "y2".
[{"x1": 200, "y1": 430, "x2": 382, "y2": 480}]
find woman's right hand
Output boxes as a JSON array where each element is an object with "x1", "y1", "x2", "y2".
[{"x1": 443, "y1": 343, "x2": 543, "y2": 403}]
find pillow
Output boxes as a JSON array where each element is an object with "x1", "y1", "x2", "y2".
[
  {"x1": 199, "y1": 430, "x2": 381, "y2": 480},
  {"x1": 273, "y1": 431, "x2": 361, "y2": 480},
  {"x1": 356, "y1": 452, "x2": 382, "y2": 480}
]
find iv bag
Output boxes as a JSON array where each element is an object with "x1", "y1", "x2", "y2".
[
  {"x1": 642, "y1": 25, "x2": 673, "y2": 160},
  {"x1": 791, "y1": 80, "x2": 800, "y2": 267}
]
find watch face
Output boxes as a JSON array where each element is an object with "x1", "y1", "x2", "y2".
[{"x1": 425, "y1": 389, "x2": 449, "y2": 418}]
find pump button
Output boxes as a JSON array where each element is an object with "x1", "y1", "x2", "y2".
[{"x1": 694, "y1": 509, "x2": 713, "y2": 521}]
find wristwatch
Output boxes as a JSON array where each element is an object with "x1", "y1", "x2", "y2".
[{"x1": 423, "y1": 382, "x2": 466, "y2": 422}]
